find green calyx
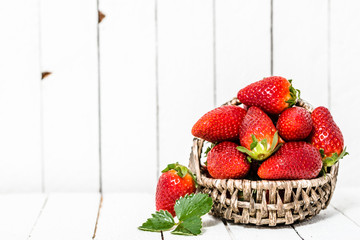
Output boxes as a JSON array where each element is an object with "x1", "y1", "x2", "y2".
[
  {"x1": 162, "y1": 162, "x2": 197, "y2": 185},
  {"x1": 285, "y1": 79, "x2": 301, "y2": 107},
  {"x1": 237, "y1": 131, "x2": 282, "y2": 161},
  {"x1": 322, "y1": 147, "x2": 349, "y2": 168},
  {"x1": 204, "y1": 143, "x2": 216, "y2": 157}
]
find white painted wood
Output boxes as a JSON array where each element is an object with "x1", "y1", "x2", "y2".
[
  {"x1": 330, "y1": 0, "x2": 360, "y2": 189},
  {"x1": 95, "y1": 193, "x2": 160, "y2": 240},
  {"x1": 227, "y1": 222, "x2": 300, "y2": 240},
  {"x1": 331, "y1": 187, "x2": 360, "y2": 226},
  {"x1": 216, "y1": 0, "x2": 271, "y2": 106},
  {"x1": 158, "y1": 0, "x2": 214, "y2": 174},
  {"x1": 164, "y1": 214, "x2": 231, "y2": 239},
  {"x1": 294, "y1": 205, "x2": 360, "y2": 239},
  {"x1": 40, "y1": 0, "x2": 99, "y2": 191},
  {"x1": 99, "y1": 0, "x2": 157, "y2": 193},
  {"x1": 273, "y1": 0, "x2": 329, "y2": 107},
  {"x1": 0, "y1": 0, "x2": 42, "y2": 192},
  {"x1": 29, "y1": 193, "x2": 100, "y2": 240},
  {"x1": 0, "y1": 194, "x2": 45, "y2": 239}
]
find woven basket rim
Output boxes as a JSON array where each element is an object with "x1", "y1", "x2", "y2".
[{"x1": 191, "y1": 138, "x2": 339, "y2": 189}]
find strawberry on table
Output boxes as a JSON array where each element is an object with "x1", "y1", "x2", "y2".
[
  {"x1": 237, "y1": 106, "x2": 281, "y2": 161},
  {"x1": 308, "y1": 106, "x2": 348, "y2": 167},
  {"x1": 191, "y1": 105, "x2": 247, "y2": 143},
  {"x1": 258, "y1": 142, "x2": 323, "y2": 180},
  {"x1": 237, "y1": 76, "x2": 300, "y2": 114},
  {"x1": 277, "y1": 106, "x2": 313, "y2": 141},
  {"x1": 207, "y1": 141, "x2": 250, "y2": 179},
  {"x1": 156, "y1": 163, "x2": 196, "y2": 216}
]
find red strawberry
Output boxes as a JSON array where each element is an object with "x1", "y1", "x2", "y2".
[
  {"x1": 207, "y1": 142, "x2": 250, "y2": 179},
  {"x1": 237, "y1": 106, "x2": 281, "y2": 160},
  {"x1": 277, "y1": 106, "x2": 313, "y2": 141},
  {"x1": 191, "y1": 105, "x2": 247, "y2": 143},
  {"x1": 308, "y1": 106, "x2": 348, "y2": 167},
  {"x1": 258, "y1": 142, "x2": 322, "y2": 180},
  {"x1": 156, "y1": 163, "x2": 196, "y2": 216},
  {"x1": 237, "y1": 76, "x2": 300, "y2": 114}
]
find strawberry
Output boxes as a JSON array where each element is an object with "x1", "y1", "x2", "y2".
[
  {"x1": 237, "y1": 106, "x2": 281, "y2": 160},
  {"x1": 258, "y1": 142, "x2": 322, "y2": 180},
  {"x1": 156, "y1": 163, "x2": 196, "y2": 216},
  {"x1": 207, "y1": 141, "x2": 250, "y2": 179},
  {"x1": 277, "y1": 106, "x2": 313, "y2": 141},
  {"x1": 191, "y1": 105, "x2": 247, "y2": 143},
  {"x1": 237, "y1": 76, "x2": 300, "y2": 114},
  {"x1": 308, "y1": 106, "x2": 348, "y2": 167}
]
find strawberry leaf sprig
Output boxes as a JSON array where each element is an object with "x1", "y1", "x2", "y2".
[{"x1": 139, "y1": 193, "x2": 213, "y2": 236}]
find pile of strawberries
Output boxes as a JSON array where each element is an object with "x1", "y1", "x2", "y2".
[{"x1": 192, "y1": 76, "x2": 348, "y2": 180}]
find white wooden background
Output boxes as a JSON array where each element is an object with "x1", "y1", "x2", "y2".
[
  {"x1": 1, "y1": 0, "x2": 360, "y2": 239},
  {"x1": 0, "y1": 0, "x2": 359, "y2": 195}
]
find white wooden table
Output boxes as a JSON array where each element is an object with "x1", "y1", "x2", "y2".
[{"x1": 1, "y1": 188, "x2": 359, "y2": 240}]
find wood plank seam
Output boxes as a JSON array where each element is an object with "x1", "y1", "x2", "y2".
[
  {"x1": 270, "y1": 0, "x2": 274, "y2": 75},
  {"x1": 212, "y1": 0, "x2": 217, "y2": 107},
  {"x1": 39, "y1": 0, "x2": 45, "y2": 194},
  {"x1": 290, "y1": 225, "x2": 305, "y2": 240},
  {"x1": 27, "y1": 195, "x2": 48, "y2": 239},
  {"x1": 327, "y1": 0, "x2": 331, "y2": 110},
  {"x1": 331, "y1": 205, "x2": 360, "y2": 228},
  {"x1": 155, "y1": 0, "x2": 160, "y2": 180},
  {"x1": 221, "y1": 220, "x2": 236, "y2": 240},
  {"x1": 97, "y1": 0, "x2": 103, "y2": 194},
  {"x1": 92, "y1": 195, "x2": 103, "y2": 239}
]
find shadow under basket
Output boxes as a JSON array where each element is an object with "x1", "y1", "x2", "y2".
[{"x1": 188, "y1": 98, "x2": 339, "y2": 226}]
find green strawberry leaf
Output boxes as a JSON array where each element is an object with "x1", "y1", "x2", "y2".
[
  {"x1": 250, "y1": 135, "x2": 258, "y2": 150},
  {"x1": 138, "y1": 210, "x2": 175, "y2": 232},
  {"x1": 171, "y1": 216, "x2": 202, "y2": 236},
  {"x1": 270, "y1": 131, "x2": 279, "y2": 151},
  {"x1": 237, "y1": 146, "x2": 253, "y2": 156},
  {"x1": 339, "y1": 147, "x2": 349, "y2": 159},
  {"x1": 174, "y1": 193, "x2": 213, "y2": 221},
  {"x1": 286, "y1": 79, "x2": 300, "y2": 106},
  {"x1": 246, "y1": 156, "x2": 252, "y2": 163},
  {"x1": 260, "y1": 138, "x2": 267, "y2": 149},
  {"x1": 323, "y1": 147, "x2": 349, "y2": 167},
  {"x1": 204, "y1": 143, "x2": 216, "y2": 157},
  {"x1": 319, "y1": 148, "x2": 325, "y2": 158},
  {"x1": 161, "y1": 162, "x2": 197, "y2": 184}
]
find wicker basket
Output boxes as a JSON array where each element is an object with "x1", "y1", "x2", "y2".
[{"x1": 188, "y1": 98, "x2": 339, "y2": 226}]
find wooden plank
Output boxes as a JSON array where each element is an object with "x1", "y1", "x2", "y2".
[
  {"x1": 0, "y1": 0, "x2": 42, "y2": 192},
  {"x1": 293, "y1": 205, "x2": 360, "y2": 239},
  {"x1": 40, "y1": 0, "x2": 99, "y2": 191},
  {"x1": 216, "y1": 0, "x2": 271, "y2": 106},
  {"x1": 94, "y1": 193, "x2": 160, "y2": 240},
  {"x1": 273, "y1": 0, "x2": 328, "y2": 107},
  {"x1": 227, "y1": 222, "x2": 300, "y2": 240},
  {"x1": 0, "y1": 194, "x2": 45, "y2": 239},
  {"x1": 30, "y1": 193, "x2": 100, "y2": 240},
  {"x1": 330, "y1": 187, "x2": 360, "y2": 226},
  {"x1": 99, "y1": 0, "x2": 157, "y2": 192},
  {"x1": 158, "y1": 0, "x2": 214, "y2": 174},
  {"x1": 330, "y1": 0, "x2": 360, "y2": 189}
]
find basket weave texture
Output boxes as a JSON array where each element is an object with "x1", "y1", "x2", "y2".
[{"x1": 188, "y1": 98, "x2": 339, "y2": 226}]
